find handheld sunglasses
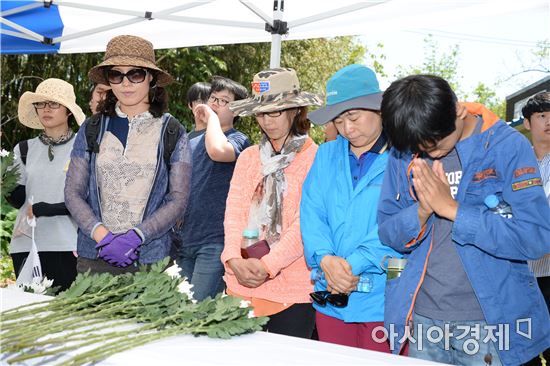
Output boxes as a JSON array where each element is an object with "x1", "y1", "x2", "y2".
[
  {"x1": 106, "y1": 68, "x2": 148, "y2": 84},
  {"x1": 309, "y1": 291, "x2": 349, "y2": 308}
]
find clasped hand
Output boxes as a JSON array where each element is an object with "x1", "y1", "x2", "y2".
[
  {"x1": 95, "y1": 230, "x2": 142, "y2": 267},
  {"x1": 412, "y1": 158, "x2": 458, "y2": 223},
  {"x1": 320, "y1": 255, "x2": 359, "y2": 294},
  {"x1": 228, "y1": 258, "x2": 268, "y2": 288}
]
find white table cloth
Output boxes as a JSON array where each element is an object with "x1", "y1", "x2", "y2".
[{"x1": 1, "y1": 288, "x2": 444, "y2": 365}]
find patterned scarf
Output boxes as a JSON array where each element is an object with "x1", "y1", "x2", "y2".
[
  {"x1": 248, "y1": 134, "x2": 306, "y2": 245},
  {"x1": 38, "y1": 130, "x2": 75, "y2": 161}
]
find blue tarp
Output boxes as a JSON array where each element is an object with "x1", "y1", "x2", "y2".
[{"x1": 1, "y1": 1, "x2": 63, "y2": 54}]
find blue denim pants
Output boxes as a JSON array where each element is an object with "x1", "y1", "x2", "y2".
[
  {"x1": 409, "y1": 312, "x2": 503, "y2": 366},
  {"x1": 177, "y1": 243, "x2": 225, "y2": 301}
]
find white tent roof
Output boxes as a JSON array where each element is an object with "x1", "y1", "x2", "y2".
[{"x1": 1, "y1": 0, "x2": 547, "y2": 64}]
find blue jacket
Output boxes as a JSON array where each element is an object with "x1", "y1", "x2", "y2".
[
  {"x1": 301, "y1": 135, "x2": 401, "y2": 322},
  {"x1": 65, "y1": 114, "x2": 192, "y2": 264},
  {"x1": 378, "y1": 120, "x2": 550, "y2": 365}
]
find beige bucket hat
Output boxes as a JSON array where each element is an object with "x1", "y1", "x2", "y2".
[
  {"x1": 229, "y1": 68, "x2": 322, "y2": 117},
  {"x1": 18, "y1": 78, "x2": 85, "y2": 129},
  {"x1": 88, "y1": 35, "x2": 173, "y2": 87}
]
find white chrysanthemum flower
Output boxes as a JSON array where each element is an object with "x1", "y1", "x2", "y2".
[
  {"x1": 247, "y1": 310, "x2": 255, "y2": 319},
  {"x1": 239, "y1": 300, "x2": 251, "y2": 308},
  {"x1": 0, "y1": 149, "x2": 10, "y2": 158},
  {"x1": 177, "y1": 279, "x2": 195, "y2": 300},
  {"x1": 41, "y1": 276, "x2": 54, "y2": 288},
  {"x1": 28, "y1": 282, "x2": 47, "y2": 294},
  {"x1": 164, "y1": 262, "x2": 182, "y2": 279}
]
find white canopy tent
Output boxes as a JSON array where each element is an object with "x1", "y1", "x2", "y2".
[{"x1": 1, "y1": 0, "x2": 547, "y2": 67}]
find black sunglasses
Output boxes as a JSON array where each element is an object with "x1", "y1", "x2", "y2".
[
  {"x1": 106, "y1": 68, "x2": 148, "y2": 84},
  {"x1": 309, "y1": 291, "x2": 349, "y2": 308}
]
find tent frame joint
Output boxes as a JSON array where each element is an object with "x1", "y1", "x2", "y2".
[
  {"x1": 144, "y1": 11, "x2": 153, "y2": 20},
  {"x1": 42, "y1": 0, "x2": 53, "y2": 9},
  {"x1": 42, "y1": 37, "x2": 53, "y2": 45},
  {"x1": 265, "y1": 19, "x2": 287, "y2": 35}
]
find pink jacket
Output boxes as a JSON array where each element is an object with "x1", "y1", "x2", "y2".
[{"x1": 222, "y1": 138, "x2": 317, "y2": 303}]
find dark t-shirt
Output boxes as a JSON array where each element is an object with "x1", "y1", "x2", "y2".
[
  {"x1": 179, "y1": 128, "x2": 250, "y2": 247},
  {"x1": 415, "y1": 118, "x2": 485, "y2": 321}
]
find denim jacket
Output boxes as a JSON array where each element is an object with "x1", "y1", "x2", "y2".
[
  {"x1": 65, "y1": 113, "x2": 192, "y2": 264},
  {"x1": 378, "y1": 120, "x2": 550, "y2": 365}
]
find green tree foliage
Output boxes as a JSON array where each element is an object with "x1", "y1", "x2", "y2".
[
  {"x1": 1, "y1": 36, "x2": 367, "y2": 149},
  {"x1": 394, "y1": 35, "x2": 509, "y2": 119},
  {"x1": 396, "y1": 35, "x2": 462, "y2": 94},
  {"x1": 471, "y1": 82, "x2": 506, "y2": 119}
]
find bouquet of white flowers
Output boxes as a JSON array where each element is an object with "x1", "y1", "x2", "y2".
[{"x1": 0, "y1": 258, "x2": 268, "y2": 365}]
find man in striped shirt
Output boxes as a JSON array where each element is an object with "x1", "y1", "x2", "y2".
[{"x1": 523, "y1": 91, "x2": 550, "y2": 366}]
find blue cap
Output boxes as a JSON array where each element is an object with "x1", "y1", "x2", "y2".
[
  {"x1": 484, "y1": 195, "x2": 499, "y2": 209},
  {"x1": 308, "y1": 64, "x2": 382, "y2": 125}
]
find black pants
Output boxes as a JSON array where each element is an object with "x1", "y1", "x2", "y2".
[
  {"x1": 11, "y1": 251, "x2": 77, "y2": 292},
  {"x1": 524, "y1": 276, "x2": 550, "y2": 366},
  {"x1": 76, "y1": 256, "x2": 142, "y2": 275},
  {"x1": 262, "y1": 303, "x2": 316, "y2": 339}
]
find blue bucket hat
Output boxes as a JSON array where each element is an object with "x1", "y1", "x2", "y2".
[{"x1": 308, "y1": 64, "x2": 382, "y2": 125}]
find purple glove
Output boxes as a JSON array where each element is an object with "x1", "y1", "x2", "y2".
[
  {"x1": 98, "y1": 230, "x2": 142, "y2": 267},
  {"x1": 95, "y1": 232, "x2": 119, "y2": 251}
]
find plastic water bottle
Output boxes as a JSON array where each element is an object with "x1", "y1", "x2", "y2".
[
  {"x1": 355, "y1": 274, "x2": 373, "y2": 293},
  {"x1": 310, "y1": 268, "x2": 373, "y2": 293},
  {"x1": 241, "y1": 229, "x2": 259, "y2": 258},
  {"x1": 484, "y1": 194, "x2": 513, "y2": 219}
]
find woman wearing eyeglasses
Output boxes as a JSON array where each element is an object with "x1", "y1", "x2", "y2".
[
  {"x1": 64, "y1": 35, "x2": 192, "y2": 274},
  {"x1": 6, "y1": 78, "x2": 85, "y2": 291},
  {"x1": 221, "y1": 68, "x2": 322, "y2": 338}
]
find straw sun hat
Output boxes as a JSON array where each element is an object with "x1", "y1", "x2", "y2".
[
  {"x1": 88, "y1": 35, "x2": 173, "y2": 87},
  {"x1": 18, "y1": 78, "x2": 86, "y2": 130},
  {"x1": 229, "y1": 68, "x2": 322, "y2": 117}
]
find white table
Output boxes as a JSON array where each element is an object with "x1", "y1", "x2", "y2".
[{"x1": 1, "y1": 288, "x2": 443, "y2": 365}]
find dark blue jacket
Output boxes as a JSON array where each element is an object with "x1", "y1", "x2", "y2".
[{"x1": 378, "y1": 120, "x2": 550, "y2": 365}]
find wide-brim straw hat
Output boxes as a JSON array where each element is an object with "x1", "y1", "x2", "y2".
[
  {"x1": 88, "y1": 35, "x2": 173, "y2": 87},
  {"x1": 229, "y1": 68, "x2": 322, "y2": 117},
  {"x1": 18, "y1": 78, "x2": 86, "y2": 129}
]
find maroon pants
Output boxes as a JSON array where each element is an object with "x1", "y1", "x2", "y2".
[{"x1": 315, "y1": 311, "x2": 391, "y2": 352}]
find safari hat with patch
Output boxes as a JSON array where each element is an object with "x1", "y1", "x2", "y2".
[{"x1": 229, "y1": 68, "x2": 322, "y2": 116}]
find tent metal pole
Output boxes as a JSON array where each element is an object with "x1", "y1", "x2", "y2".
[
  {"x1": 269, "y1": 0, "x2": 284, "y2": 68},
  {"x1": 288, "y1": 1, "x2": 385, "y2": 28},
  {"x1": 53, "y1": 2, "x2": 215, "y2": 44},
  {"x1": 1, "y1": 2, "x2": 43, "y2": 17},
  {"x1": 1, "y1": 29, "x2": 40, "y2": 42},
  {"x1": 0, "y1": 17, "x2": 43, "y2": 42},
  {"x1": 240, "y1": 0, "x2": 273, "y2": 25}
]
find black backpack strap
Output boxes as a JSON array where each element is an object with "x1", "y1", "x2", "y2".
[
  {"x1": 163, "y1": 115, "x2": 180, "y2": 168},
  {"x1": 19, "y1": 139, "x2": 29, "y2": 165},
  {"x1": 85, "y1": 114, "x2": 102, "y2": 154}
]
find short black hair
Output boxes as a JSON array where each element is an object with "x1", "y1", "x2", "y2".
[
  {"x1": 186, "y1": 82, "x2": 211, "y2": 106},
  {"x1": 522, "y1": 91, "x2": 550, "y2": 120},
  {"x1": 210, "y1": 76, "x2": 247, "y2": 123},
  {"x1": 381, "y1": 74, "x2": 457, "y2": 154}
]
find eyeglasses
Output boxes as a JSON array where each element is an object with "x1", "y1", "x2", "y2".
[
  {"x1": 208, "y1": 95, "x2": 231, "y2": 107},
  {"x1": 309, "y1": 291, "x2": 349, "y2": 308},
  {"x1": 33, "y1": 101, "x2": 61, "y2": 109},
  {"x1": 106, "y1": 68, "x2": 148, "y2": 84},
  {"x1": 255, "y1": 110, "x2": 284, "y2": 118}
]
